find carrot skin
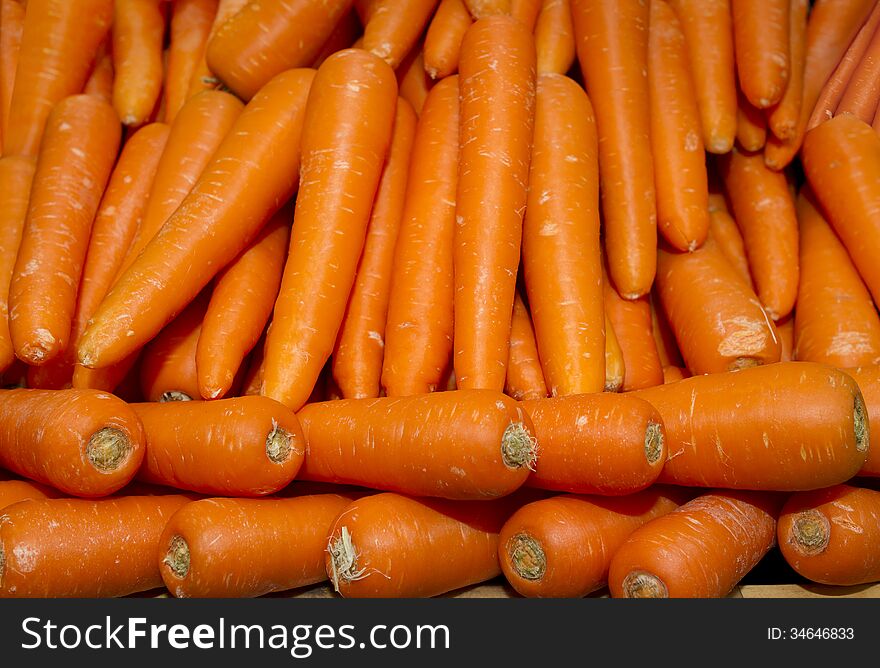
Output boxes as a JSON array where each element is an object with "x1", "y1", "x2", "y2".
[
  {"x1": 707, "y1": 203, "x2": 755, "y2": 289},
  {"x1": 0, "y1": 0, "x2": 26, "y2": 142},
  {"x1": 361, "y1": 0, "x2": 439, "y2": 69},
  {"x1": 311, "y1": 9, "x2": 362, "y2": 69},
  {"x1": 535, "y1": 0, "x2": 575, "y2": 75},
  {"x1": 603, "y1": 312, "x2": 625, "y2": 393},
  {"x1": 504, "y1": 292, "x2": 548, "y2": 401},
  {"x1": 185, "y1": 0, "x2": 249, "y2": 98},
  {"x1": 732, "y1": 0, "x2": 790, "y2": 109},
  {"x1": 836, "y1": 15, "x2": 880, "y2": 122},
  {"x1": 424, "y1": 0, "x2": 472, "y2": 79},
  {"x1": 112, "y1": 0, "x2": 166, "y2": 126},
  {"x1": 736, "y1": 88, "x2": 767, "y2": 151},
  {"x1": 164, "y1": 0, "x2": 218, "y2": 124},
  {"x1": 767, "y1": 0, "x2": 808, "y2": 140},
  {"x1": 0, "y1": 479, "x2": 59, "y2": 510},
  {"x1": 396, "y1": 47, "x2": 433, "y2": 114},
  {"x1": 603, "y1": 279, "x2": 663, "y2": 391}
]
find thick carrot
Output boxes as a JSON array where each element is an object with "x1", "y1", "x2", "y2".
[
  {"x1": 522, "y1": 393, "x2": 665, "y2": 496},
  {"x1": 8, "y1": 95, "x2": 120, "y2": 366},
  {"x1": 311, "y1": 9, "x2": 362, "y2": 69},
  {"x1": 535, "y1": 0, "x2": 574, "y2": 75},
  {"x1": 843, "y1": 366, "x2": 880, "y2": 477},
  {"x1": 332, "y1": 100, "x2": 416, "y2": 399},
  {"x1": 185, "y1": 0, "x2": 248, "y2": 97},
  {"x1": 134, "y1": 396, "x2": 304, "y2": 496},
  {"x1": 112, "y1": 0, "x2": 165, "y2": 126},
  {"x1": 720, "y1": 147, "x2": 798, "y2": 320},
  {"x1": 603, "y1": 275, "x2": 663, "y2": 391},
  {"x1": 205, "y1": 0, "x2": 354, "y2": 100},
  {"x1": 648, "y1": 0, "x2": 708, "y2": 252},
  {"x1": 609, "y1": 491, "x2": 780, "y2": 598},
  {"x1": 159, "y1": 493, "x2": 354, "y2": 598},
  {"x1": 767, "y1": 0, "x2": 808, "y2": 140},
  {"x1": 463, "y1": 0, "x2": 510, "y2": 17},
  {"x1": 0, "y1": 479, "x2": 58, "y2": 510},
  {"x1": 381, "y1": 78, "x2": 457, "y2": 397},
  {"x1": 732, "y1": 0, "x2": 790, "y2": 109},
  {"x1": 454, "y1": 16, "x2": 536, "y2": 390},
  {"x1": 707, "y1": 202, "x2": 754, "y2": 288},
  {"x1": 263, "y1": 51, "x2": 396, "y2": 411},
  {"x1": 633, "y1": 362, "x2": 869, "y2": 490},
  {"x1": 603, "y1": 313, "x2": 624, "y2": 393},
  {"x1": 0, "y1": 388, "x2": 145, "y2": 497},
  {"x1": 656, "y1": 237, "x2": 781, "y2": 375},
  {"x1": 0, "y1": 494, "x2": 191, "y2": 597},
  {"x1": 299, "y1": 390, "x2": 537, "y2": 500},
  {"x1": 78, "y1": 69, "x2": 315, "y2": 370},
  {"x1": 4, "y1": 0, "x2": 112, "y2": 157},
  {"x1": 396, "y1": 46, "x2": 432, "y2": 114},
  {"x1": 504, "y1": 292, "x2": 548, "y2": 401},
  {"x1": 499, "y1": 488, "x2": 684, "y2": 597},
  {"x1": 836, "y1": 16, "x2": 880, "y2": 122},
  {"x1": 164, "y1": 0, "x2": 217, "y2": 124},
  {"x1": 522, "y1": 72, "x2": 603, "y2": 396},
  {"x1": 361, "y1": 0, "x2": 438, "y2": 68},
  {"x1": 736, "y1": 88, "x2": 767, "y2": 151},
  {"x1": 0, "y1": 0, "x2": 25, "y2": 143},
  {"x1": 571, "y1": 0, "x2": 655, "y2": 298},
  {"x1": 802, "y1": 114, "x2": 880, "y2": 306},
  {"x1": 83, "y1": 41, "x2": 114, "y2": 103},
  {"x1": 424, "y1": 0, "x2": 472, "y2": 78}
]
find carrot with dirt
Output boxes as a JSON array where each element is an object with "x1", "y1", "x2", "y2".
[
  {"x1": 396, "y1": 46, "x2": 432, "y2": 114},
  {"x1": 299, "y1": 390, "x2": 537, "y2": 500},
  {"x1": 159, "y1": 493, "x2": 355, "y2": 598},
  {"x1": 382, "y1": 77, "x2": 458, "y2": 397},
  {"x1": 185, "y1": 0, "x2": 248, "y2": 97},
  {"x1": 609, "y1": 491, "x2": 781, "y2": 598},
  {"x1": 4, "y1": 0, "x2": 112, "y2": 157},
  {"x1": 454, "y1": 16, "x2": 536, "y2": 391},
  {"x1": 522, "y1": 72, "x2": 603, "y2": 396},
  {"x1": 843, "y1": 366, "x2": 880, "y2": 477},
  {"x1": 603, "y1": 274, "x2": 663, "y2": 391},
  {"x1": 732, "y1": 0, "x2": 790, "y2": 109},
  {"x1": 8, "y1": 95, "x2": 120, "y2": 366},
  {"x1": 736, "y1": 88, "x2": 767, "y2": 151},
  {"x1": 504, "y1": 292, "x2": 548, "y2": 401},
  {"x1": 332, "y1": 100, "x2": 417, "y2": 399},
  {"x1": 707, "y1": 202, "x2": 754, "y2": 288},
  {"x1": 83, "y1": 41, "x2": 114, "y2": 103},
  {"x1": 77, "y1": 68, "x2": 315, "y2": 370},
  {"x1": 522, "y1": 393, "x2": 665, "y2": 496},
  {"x1": 0, "y1": 0, "x2": 25, "y2": 143},
  {"x1": 0, "y1": 480, "x2": 58, "y2": 510},
  {"x1": 360, "y1": 0, "x2": 439, "y2": 68},
  {"x1": 424, "y1": 0, "x2": 472, "y2": 78},
  {"x1": 655, "y1": 237, "x2": 781, "y2": 375},
  {"x1": 499, "y1": 488, "x2": 685, "y2": 598},
  {"x1": 205, "y1": 0, "x2": 354, "y2": 100},
  {"x1": 535, "y1": 0, "x2": 574, "y2": 75},
  {"x1": 571, "y1": 0, "x2": 655, "y2": 298},
  {"x1": 603, "y1": 314, "x2": 624, "y2": 393},
  {"x1": 0, "y1": 494, "x2": 191, "y2": 597},
  {"x1": 164, "y1": 0, "x2": 218, "y2": 123},
  {"x1": 648, "y1": 0, "x2": 708, "y2": 252},
  {"x1": 767, "y1": 0, "x2": 808, "y2": 140},
  {"x1": 633, "y1": 362, "x2": 870, "y2": 491},
  {"x1": 794, "y1": 191, "x2": 880, "y2": 368},
  {"x1": 0, "y1": 388, "x2": 145, "y2": 497},
  {"x1": 112, "y1": 0, "x2": 166, "y2": 126},
  {"x1": 836, "y1": 17, "x2": 880, "y2": 122},
  {"x1": 134, "y1": 396, "x2": 304, "y2": 496}
]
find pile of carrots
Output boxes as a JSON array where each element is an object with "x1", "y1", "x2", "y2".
[{"x1": 1, "y1": 0, "x2": 880, "y2": 600}]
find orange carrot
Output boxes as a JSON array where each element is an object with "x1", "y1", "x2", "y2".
[
  {"x1": 510, "y1": 0, "x2": 541, "y2": 30},
  {"x1": 603, "y1": 313, "x2": 624, "y2": 392},
  {"x1": 603, "y1": 273, "x2": 663, "y2": 391},
  {"x1": 535, "y1": 0, "x2": 574, "y2": 75},
  {"x1": 312, "y1": 9, "x2": 362, "y2": 69},
  {"x1": 164, "y1": 0, "x2": 218, "y2": 124},
  {"x1": 361, "y1": 0, "x2": 439, "y2": 68},
  {"x1": 0, "y1": 479, "x2": 58, "y2": 510},
  {"x1": 663, "y1": 365, "x2": 689, "y2": 383},
  {"x1": 732, "y1": 0, "x2": 790, "y2": 109},
  {"x1": 767, "y1": 0, "x2": 808, "y2": 140},
  {"x1": 843, "y1": 366, "x2": 880, "y2": 477},
  {"x1": 112, "y1": 0, "x2": 166, "y2": 126},
  {"x1": 776, "y1": 313, "x2": 794, "y2": 361},
  {"x1": 650, "y1": 291, "x2": 682, "y2": 368},
  {"x1": 424, "y1": 0, "x2": 472, "y2": 79},
  {"x1": 332, "y1": 100, "x2": 417, "y2": 399},
  {"x1": 185, "y1": 0, "x2": 248, "y2": 97},
  {"x1": 396, "y1": 46, "x2": 432, "y2": 114},
  {"x1": 504, "y1": 292, "x2": 548, "y2": 401},
  {"x1": 0, "y1": 0, "x2": 26, "y2": 144},
  {"x1": 836, "y1": 15, "x2": 880, "y2": 122},
  {"x1": 707, "y1": 202, "x2": 755, "y2": 288},
  {"x1": 83, "y1": 41, "x2": 115, "y2": 103},
  {"x1": 454, "y1": 16, "x2": 536, "y2": 390},
  {"x1": 463, "y1": 0, "x2": 510, "y2": 17},
  {"x1": 736, "y1": 88, "x2": 767, "y2": 151}
]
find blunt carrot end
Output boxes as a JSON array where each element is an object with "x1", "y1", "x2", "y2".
[
  {"x1": 266, "y1": 422, "x2": 297, "y2": 465},
  {"x1": 855, "y1": 393, "x2": 869, "y2": 454},
  {"x1": 163, "y1": 535, "x2": 191, "y2": 580},
  {"x1": 621, "y1": 570, "x2": 669, "y2": 598},
  {"x1": 501, "y1": 421, "x2": 538, "y2": 471},
  {"x1": 787, "y1": 510, "x2": 830, "y2": 556},
  {"x1": 507, "y1": 532, "x2": 546, "y2": 581},
  {"x1": 645, "y1": 421, "x2": 664, "y2": 465},
  {"x1": 327, "y1": 526, "x2": 367, "y2": 593},
  {"x1": 86, "y1": 426, "x2": 132, "y2": 473}
]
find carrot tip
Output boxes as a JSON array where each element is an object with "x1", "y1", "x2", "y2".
[
  {"x1": 707, "y1": 137, "x2": 734, "y2": 155},
  {"x1": 621, "y1": 570, "x2": 668, "y2": 598},
  {"x1": 160, "y1": 391, "x2": 193, "y2": 402},
  {"x1": 86, "y1": 427, "x2": 132, "y2": 473},
  {"x1": 789, "y1": 510, "x2": 830, "y2": 556},
  {"x1": 507, "y1": 533, "x2": 546, "y2": 581},
  {"x1": 855, "y1": 394, "x2": 869, "y2": 453},
  {"x1": 328, "y1": 526, "x2": 368, "y2": 592},
  {"x1": 501, "y1": 422, "x2": 538, "y2": 471},
  {"x1": 266, "y1": 422, "x2": 295, "y2": 464},
  {"x1": 163, "y1": 535, "x2": 191, "y2": 579},
  {"x1": 644, "y1": 421, "x2": 664, "y2": 465}
]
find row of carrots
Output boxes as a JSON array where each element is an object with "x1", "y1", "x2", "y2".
[{"x1": 0, "y1": 0, "x2": 879, "y2": 597}]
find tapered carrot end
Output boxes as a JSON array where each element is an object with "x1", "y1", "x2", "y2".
[
  {"x1": 507, "y1": 533, "x2": 546, "y2": 581},
  {"x1": 163, "y1": 535, "x2": 191, "y2": 580},
  {"x1": 788, "y1": 510, "x2": 830, "y2": 556},
  {"x1": 621, "y1": 570, "x2": 669, "y2": 598},
  {"x1": 15, "y1": 330, "x2": 61, "y2": 366}
]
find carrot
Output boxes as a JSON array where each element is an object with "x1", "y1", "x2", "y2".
[
  {"x1": 8, "y1": 95, "x2": 120, "y2": 366},
  {"x1": 732, "y1": 0, "x2": 790, "y2": 109},
  {"x1": 603, "y1": 313, "x2": 624, "y2": 393},
  {"x1": 522, "y1": 72, "x2": 603, "y2": 396},
  {"x1": 633, "y1": 362, "x2": 869, "y2": 491},
  {"x1": 0, "y1": 0, "x2": 25, "y2": 144},
  {"x1": 655, "y1": 237, "x2": 781, "y2": 375},
  {"x1": 663, "y1": 365, "x2": 689, "y2": 383},
  {"x1": 776, "y1": 313, "x2": 793, "y2": 361},
  {"x1": 83, "y1": 41, "x2": 115, "y2": 103},
  {"x1": 332, "y1": 101, "x2": 416, "y2": 399},
  {"x1": 522, "y1": 393, "x2": 665, "y2": 496},
  {"x1": 767, "y1": 0, "x2": 808, "y2": 140},
  {"x1": 843, "y1": 366, "x2": 880, "y2": 477},
  {"x1": 499, "y1": 488, "x2": 685, "y2": 597},
  {"x1": 134, "y1": 396, "x2": 304, "y2": 496},
  {"x1": 0, "y1": 494, "x2": 191, "y2": 597},
  {"x1": 454, "y1": 16, "x2": 536, "y2": 391},
  {"x1": 463, "y1": 0, "x2": 510, "y2": 17},
  {"x1": 0, "y1": 388, "x2": 145, "y2": 497},
  {"x1": 424, "y1": 0, "x2": 472, "y2": 78},
  {"x1": 396, "y1": 46, "x2": 432, "y2": 114},
  {"x1": 609, "y1": 491, "x2": 780, "y2": 598},
  {"x1": 719, "y1": 147, "x2": 798, "y2": 320},
  {"x1": 205, "y1": 0, "x2": 354, "y2": 100},
  {"x1": 185, "y1": 0, "x2": 248, "y2": 97},
  {"x1": 111, "y1": 0, "x2": 166, "y2": 126},
  {"x1": 0, "y1": 479, "x2": 58, "y2": 511},
  {"x1": 571, "y1": 0, "x2": 655, "y2": 298},
  {"x1": 648, "y1": 0, "x2": 708, "y2": 252},
  {"x1": 735, "y1": 88, "x2": 767, "y2": 151},
  {"x1": 241, "y1": 335, "x2": 266, "y2": 397},
  {"x1": 603, "y1": 274, "x2": 663, "y2": 391},
  {"x1": 4, "y1": 0, "x2": 112, "y2": 157},
  {"x1": 794, "y1": 191, "x2": 880, "y2": 368},
  {"x1": 836, "y1": 16, "x2": 880, "y2": 122},
  {"x1": 262, "y1": 52, "x2": 396, "y2": 411},
  {"x1": 299, "y1": 390, "x2": 537, "y2": 500},
  {"x1": 707, "y1": 202, "x2": 755, "y2": 288},
  {"x1": 650, "y1": 292, "x2": 683, "y2": 368},
  {"x1": 78, "y1": 69, "x2": 315, "y2": 370},
  {"x1": 535, "y1": 0, "x2": 574, "y2": 75},
  {"x1": 361, "y1": 0, "x2": 439, "y2": 68},
  {"x1": 510, "y1": 0, "x2": 541, "y2": 30},
  {"x1": 159, "y1": 493, "x2": 354, "y2": 597},
  {"x1": 801, "y1": 114, "x2": 880, "y2": 306},
  {"x1": 312, "y1": 9, "x2": 362, "y2": 69},
  {"x1": 0, "y1": 157, "x2": 34, "y2": 374},
  {"x1": 504, "y1": 292, "x2": 548, "y2": 401},
  {"x1": 164, "y1": 0, "x2": 218, "y2": 124}
]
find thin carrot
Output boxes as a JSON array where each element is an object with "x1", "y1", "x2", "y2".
[
  {"x1": 707, "y1": 202, "x2": 755, "y2": 289},
  {"x1": 312, "y1": 9, "x2": 362, "y2": 69},
  {"x1": 205, "y1": 0, "x2": 354, "y2": 100},
  {"x1": 603, "y1": 313, "x2": 624, "y2": 393},
  {"x1": 8, "y1": 95, "x2": 120, "y2": 366},
  {"x1": 836, "y1": 15, "x2": 880, "y2": 122},
  {"x1": 454, "y1": 16, "x2": 536, "y2": 390},
  {"x1": 185, "y1": 0, "x2": 248, "y2": 97},
  {"x1": 499, "y1": 488, "x2": 685, "y2": 598},
  {"x1": 332, "y1": 100, "x2": 417, "y2": 399},
  {"x1": 0, "y1": 0, "x2": 25, "y2": 143},
  {"x1": 77, "y1": 69, "x2": 315, "y2": 370},
  {"x1": 299, "y1": 390, "x2": 537, "y2": 500},
  {"x1": 112, "y1": 0, "x2": 166, "y2": 126},
  {"x1": 609, "y1": 491, "x2": 781, "y2": 598},
  {"x1": 650, "y1": 292, "x2": 683, "y2": 368},
  {"x1": 83, "y1": 40, "x2": 114, "y2": 103},
  {"x1": 0, "y1": 494, "x2": 191, "y2": 597},
  {"x1": 732, "y1": 0, "x2": 790, "y2": 109},
  {"x1": 522, "y1": 72, "x2": 603, "y2": 396},
  {"x1": 396, "y1": 46, "x2": 432, "y2": 114},
  {"x1": 633, "y1": 362, "x2": 869, "y2": 491},
  {"x1": 241, "y1": 334, "x2": 266, "y2": 397},
  {"x1": 424, "y1": 0, "x2": 472, "y2": 79},
  {"x1": 535, "y1": 0, "x2": 574, "y2": 75},
  {"x1": 504, "y1": 292, "x2": 548, "y2": 401},
  {"x1": 603, "y1": 273, "x2": 663, "y2": 391},
  {"x1": 510, "y1": 0, "x2": 541, "y2": 30},
  {"x1": 571, "y1": 0, "x2": 655, "y2": 298},
  {"x1": 159, "y1": 493, "x2": 354, "y2": 598},
  {"x1": 767, "y1": 0, "x2": 808, "y2": 140},
  {"x1": 735, "y1": 88, "x2": 767, "y2": 151},
  {"x1": 164, "y1": 0, "x2": 218, "y2": 124},
  {"x1": 134, "y1": 396, "x2": 304, "y2": 496},
  {"x1": 381, "y1": 76, "x2": 458, "y2": 397},
  {"x1": 0, "y1": 388, "x2": 145, "y2": 497},
  {"x1": 463, "y1": 0, "x2": 510, "y2": 17},
  {"x1": 843, "y1": 366, "x2": 880, "y2": 477},
  {"x1": 522, "y1": 393, "x2": 665, "y2": 496},
  {"x1": 361, "y1": 0, "x2": 439, "y2": 68},
  {"x1": 776, "y1": 314, "x2": 794, "y2": 361}
]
